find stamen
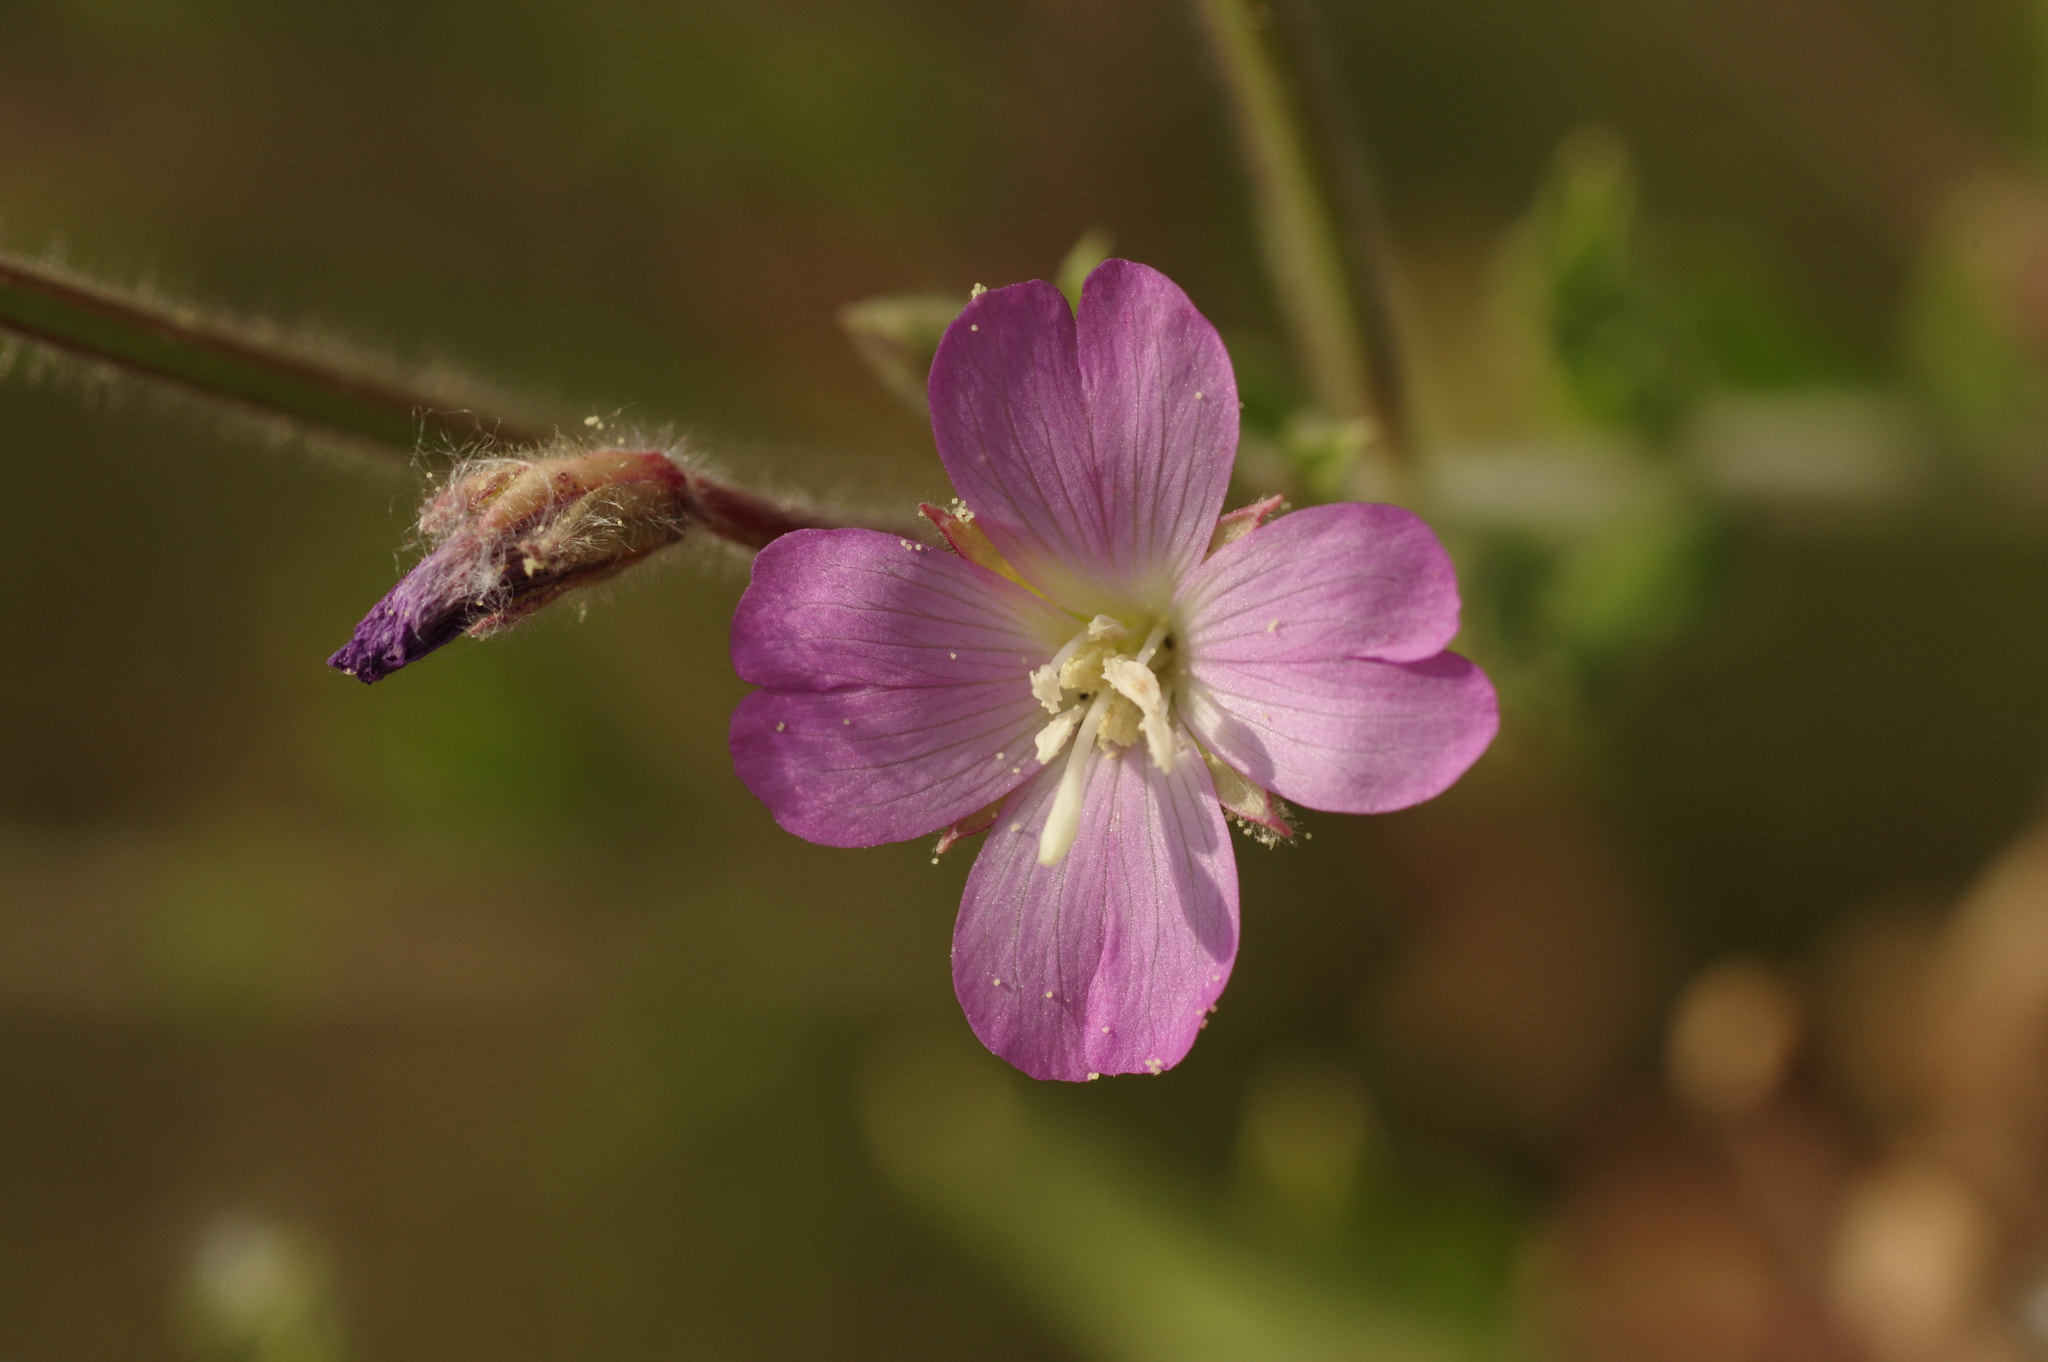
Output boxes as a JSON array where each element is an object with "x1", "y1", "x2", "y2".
[
  {"x1": 1102, "y1": 658, "x2": 1175, "y2": 771},
  {"x1": 1133, "y1": 617, "x2": 1172, "y2": 666},
  {"x1": 1038, "y1": 690, "x2": 1112, "y2": 867},
  {"x1": 1033, "y1": 706, "x2": 1084, "y2": 765},
  {"x1": 1029, "y1": 664, "x2": 1064, "y2": 714},
  {"x1": 1030, "y1": 627, "x2": 1097, "y2": 714}
]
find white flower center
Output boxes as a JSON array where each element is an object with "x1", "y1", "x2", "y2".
[{"x1": 1031, "y1": 614, "x2": 1176, "y2": 867}]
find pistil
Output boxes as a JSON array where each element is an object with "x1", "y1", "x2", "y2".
[{"x1": 1038, "y1": 690, "x2": 1114, "y2": 867}]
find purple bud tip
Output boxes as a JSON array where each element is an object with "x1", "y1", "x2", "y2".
[
  {"x1": 327, "y1": 542, "x2": 479, "y2": 684},
  {"x1": 329, "y1": 447, "x2": 705, "y2": 683}
]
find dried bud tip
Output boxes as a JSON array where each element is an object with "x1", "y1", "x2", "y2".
[{"x1": 329, "y1": 448, "x2": 696, "y2": 684}]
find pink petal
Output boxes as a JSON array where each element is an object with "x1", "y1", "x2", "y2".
[
  {"x1": 731, "y1": 681, "x2": 1048, "y2": 848},
  {"x1": 733, "y1": 528, "x2": 1068, "y2": 691},
  {"x1": 1075, "y1": 259, "x2": 1238, "y2": 594},
  {"x1": 927, "y1": 260, "x2": 1236, "y2": 609},
  {"x1": 1178, "y1": 502, "x2": 1462, "y2": 666},
  {"x1": 926, "y1": 281, "x2": 1098, "y2": 605},
  {"x1": 1178, "y1": 652, "x2": 1498, "y2": 815},
  {"x1": 951, "y1": 735, "x2": 1239, "y2": 1081}
]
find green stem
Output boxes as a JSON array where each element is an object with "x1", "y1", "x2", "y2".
[
  {"x1": 1266, "y1": 0, "x2": 1411, "y2": 452},
  {"x1": 1192, "y1": 0, "x2": 1409, "y2": 458},
  {"x1": 0, "y1": 252, "x2": 549, "y2": 453}
]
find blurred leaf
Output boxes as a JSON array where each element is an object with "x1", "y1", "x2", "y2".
[
  {"x1": 1432, "y1": 446, "x2": 1720, "y2": 703},
  {"x1": 1495, "y1": 128, "x2": 1698, "y2": 443},
  {"x1": 1901, "y1": 177, "x2": 2048, "y2": 471},
  {"x1": 1057, "y1": 226, "x2": 1116, "y2": 309},
  {"x1": 863, "y1": 1035, "x2": 1500, "y2": 1362},
  {"x1": 837, "y1": 292, "x2": 963, "y2": 416},
  {"x1": 1541, "y1": 491, "x2": 1721, "y2": 675},
  {"x1": 1673, "y1": 235, "x2": 1867, "y2": 392},
  {"x1": 1282, "y1": 408, "x2": 1377, "y2": 501}
]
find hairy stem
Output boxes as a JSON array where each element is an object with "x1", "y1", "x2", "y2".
[
  {"x1": 0, "y1": 251, "x2": 550, "y2": 452},
  {"x1": 0, "y1": 250, "x2": 873, "y2": 556},
  {"x1": 688, "y1": 474, "x2": 842, "y2": 550}
]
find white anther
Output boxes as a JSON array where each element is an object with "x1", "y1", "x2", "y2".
[
  {"x1": 1104, "y1": 656, "x2": 1174, "y2": 771},
  {"x1": 1034, "y1": 706, "x2": 1085, "y2": 765},
  {"x1": 1102, "y1": 655, "x2": 1159, "y2": 713},
  {"x1": 1029, "y1": 662, "x2": 1065, "y2": 714},
  {"x1": 1085, "y1": 615, "x2": 1127, "y2": 641}
]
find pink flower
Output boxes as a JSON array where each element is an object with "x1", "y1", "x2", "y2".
[{"x1": 728, "y1": 260, "x2": 1497, "y2": 1080}]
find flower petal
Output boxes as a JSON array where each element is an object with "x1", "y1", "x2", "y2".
[
  {"x1": 731, "y1": 681, "x2": 1047, "y2": 847},
  {"x1": 1178, "y1": 502, "x2": 1462, "y2": 666},
  {"x1": 927, "y1": 260, "x2": 1236, "y2": 608},
  {"x1": 927, "y1": 280, "x2": 1101, "y2": 604},
  {"x1": 1179, "y1": 652, "x2": 1497, "y2": 815},
  {"x1": 1075, "y1": 258, "x2": 1238, "y2": 593},
  {"x1": 733, "y1": 528, "x2": 1069, "y2": 692},
  {"x1": 951, "y1": 733, "x2": 1239, "y2": 1081}
]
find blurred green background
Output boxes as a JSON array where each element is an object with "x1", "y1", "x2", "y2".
[{"x1": 8, "y1": 1, "x2": 2048, "y2": 1359}]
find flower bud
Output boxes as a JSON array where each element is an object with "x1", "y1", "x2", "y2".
[{"x1": 329, "y1": 448, "x2": 692, "y2": 683}]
